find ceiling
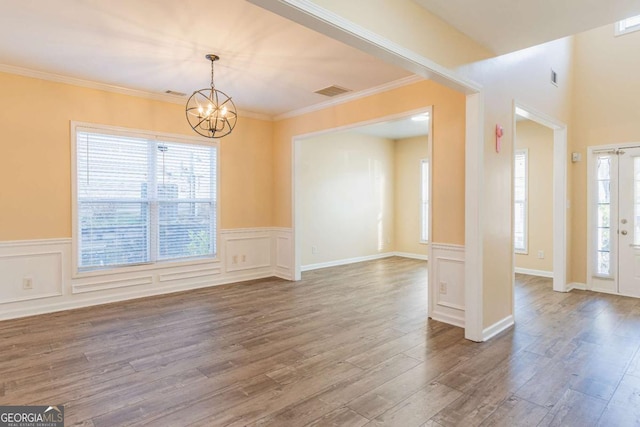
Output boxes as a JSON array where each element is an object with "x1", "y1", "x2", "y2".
[
  {"x1": 356, "y1": 114, "x2": 430, "y2": 140},
  {"x1": 0, "y1": 0, "x2": 411, "y2": 117},
  {"x1": 3, "y1": 1, "x2": 639, "y2": 120},
  {"x1": 413, "y1": 0, "x2": 640, "y2": 54}
]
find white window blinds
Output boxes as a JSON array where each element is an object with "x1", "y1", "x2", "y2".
[{"x1": 76, "y1": 129, "x2": 217, "y2": 272}]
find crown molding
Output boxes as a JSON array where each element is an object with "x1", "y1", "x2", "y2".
[
  {"x1": 274, "y1": 75, "x2": 424, "y2": 121},
  {"x1": 0, "y1": 63, "x2": 272, "y2": 121}
]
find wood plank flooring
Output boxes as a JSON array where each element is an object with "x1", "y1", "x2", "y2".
[{"x1": 1, "y1": 258, "x2": 640, "y2": 426}]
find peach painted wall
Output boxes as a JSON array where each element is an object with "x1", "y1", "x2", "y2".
[
  {"x1": 515, "y1": 120, "x2": 554, "y2": 273},
  {"x1": 570, "y1": 24, "x2": 640, "y2": 284},
  {"x1": 0, "y1": 72, "x2": 273, "y2": 241},
  {"x1": 273, "y1": 79, "x2": 466, "y2": 246}
]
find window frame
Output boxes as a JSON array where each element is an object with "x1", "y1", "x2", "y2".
[
  {"x1": 514, "y1": 148, "x2": 529, "y2": 254},
  {"x1": 420, "y1": 158, "x2": 430, "y2": 244},
  {"x1": 591, "y1": 153, "x2": 616, "y2": 280},
  {"x1": 70, "y1": 121, "x2": 220, "y2": 278},
  {"x1": 615, "y1": 14, "x2": 640, "y2": 36}
]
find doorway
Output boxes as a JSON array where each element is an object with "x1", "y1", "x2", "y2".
[
  {"x1": 292, "y1": 107, "x2": 432, "y2": 279},
  {"x1": 513, "y1": 104, "x2": 568, "y2": 294},
  {"x1": 588, "y1": 144, "x2": 640, "y2": 297}
]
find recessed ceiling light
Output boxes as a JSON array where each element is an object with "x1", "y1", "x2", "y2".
[{"x1": 411, "y1": 113, "x2": 429, "y2": 122}]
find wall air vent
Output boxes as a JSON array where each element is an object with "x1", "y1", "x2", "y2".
[
  {"x1": 165, "y1": 90, "x2": 187, "y2": 96},
  {"x1": 314, "y1": 85, "x2": 352, "y2": 97},
  {"x1": 550, "y1": 69, "x2": 558, "y2": 87}
]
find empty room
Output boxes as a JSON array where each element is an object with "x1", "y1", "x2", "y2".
[{"x1": 2, "y1": 1, "x2": 640, "y2": 426}]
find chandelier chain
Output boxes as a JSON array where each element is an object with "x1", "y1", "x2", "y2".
[{"x1": 210, "y1": 58, "x2": 215, "y2": 89}]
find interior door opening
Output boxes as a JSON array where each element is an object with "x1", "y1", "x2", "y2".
[{"x1": 512, "y1": 103, "x2": 568, "y2": 299}]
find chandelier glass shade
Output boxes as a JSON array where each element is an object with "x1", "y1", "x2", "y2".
[{"x1": 186, "y1": 54, "x2": 237, "y2": 139}]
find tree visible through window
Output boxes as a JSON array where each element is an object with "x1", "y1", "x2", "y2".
[{"x1": 75, "y1": 127, "x2": 217, "y2": 272}]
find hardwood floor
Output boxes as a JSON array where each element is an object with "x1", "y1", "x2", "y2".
[{"x1": 1, "y1": 257, "x2": 640, "y2": 426}]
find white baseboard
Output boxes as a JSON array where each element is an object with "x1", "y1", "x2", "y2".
[
  {"x1": 514, "y1": 267, "x2": 553, "y2": 278},
  {"x1": 482, "y1": 315, "x2": 515, "y2": 341},
  {"x1": 302, "y1": 251, "x2": 428, "y2": 272},
  {"x1": 568, "y1": 282, "x2": 587, "y2": 291},
  {"x1": 301, "y1": 252, "x2": 396, "y2": 272},
  {"x1": 430, "y1": 312, "x2": 465, "y2": 328},
  {"x1": 394, "y1": 252, "x2": 428, "y2": 261}
]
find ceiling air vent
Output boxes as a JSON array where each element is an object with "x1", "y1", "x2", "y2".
[
  {"x1": 314, "y1": 85, "x2": 351, "y2": 97},
  {"x1": 165, "y1": 90, "x2": 187, "y2": 96}
]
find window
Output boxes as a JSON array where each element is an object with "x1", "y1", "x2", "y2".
[
  {"x1": 514, "y1": 149, "x2": 528, "y2": 253},
  {"x1": 420, "y1": 159, "x2": 429, "y2": 243},
  {"x1": 616, "y1": 14, "x2": 640, "y2": 36},
  {"x1": 74, "y1": 125, "x2": 217, "y2": 273},
  {"x1": 595, "y1": 155, "x2": 613, "y2": 277}
]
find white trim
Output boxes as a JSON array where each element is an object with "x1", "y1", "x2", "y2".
[
  {"x1": 70, "y1": 121, "x2": 221, "y2": 278},
  {"x1": 587, "y1": 144, "x2": 621, "y2": 292},
  {"x1": 465, "y1": 92, "x2": 484, "y2": 342},
  {"x1": 514, "y1": 267, "x2": 554, "y2": 278},
  {"x1": 394, "y1": 252, "x2": 429, "y2": 261},
  {"x1": 567, "y1": 282, "x2": 587, "y2": 291},
  {"x1": 0, "y1": 63, "x2": 271, "y2": 121},
  {"x1": 482, "y1": 315, "x2": 515, "y2": 341},
  {"x1": 437, "y1": 301, "x2": 465, "y2": 311},
  {"x1": 301, "y1": 252, "x2": 395, "y2": 272},
  {"x1": 430, "y1": 312, "x2": 465, "y2": 329},
  {"x1": 431, "y1": 243, "x2": 465, "y2": 252},
  {"x1": 293, "y1": 106, "x2": 434, "y2": 141},
  {"x1": 0, "y1": 238, "x2": 71, "y2": 248},
  {"x1": 275, "y1": 75, "x2": 424, "y2": 120},
  {"x1": 513, "y1": 102, "x2": 568, "y2": 295}
]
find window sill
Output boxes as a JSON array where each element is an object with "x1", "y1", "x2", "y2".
[
  {"x1": 73, "y1": 255, "x2": 220, "y2": 279},
  {"x1": 515, "y1": 250, "x2": 528, "y2": 255},
  {"x1": 419, "y1": 240, "x2": 429, "y2": 245}
]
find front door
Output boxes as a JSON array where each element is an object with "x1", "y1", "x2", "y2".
[
  {"x1": 591, "y1": 145, "x2": 640, "y2": 296},
  {"x1": 617, "y1": 147, "x2": 640, "y2": 297}
]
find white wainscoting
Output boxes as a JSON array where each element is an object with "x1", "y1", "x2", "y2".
[
  {"x1": 429, "y1": 243, "x2": 465, "y2": 328},
  {"x1": 0, "y1": 228, "x2": 293, "y2": 321}
]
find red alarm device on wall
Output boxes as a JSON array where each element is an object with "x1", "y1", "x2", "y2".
[{"x1": 495, "y1": 124, "x2": 504, "y2": 153}]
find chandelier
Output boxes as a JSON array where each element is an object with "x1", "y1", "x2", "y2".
[{"x1": 185, "y1": 54, "x2": 237, "y2": 138}]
